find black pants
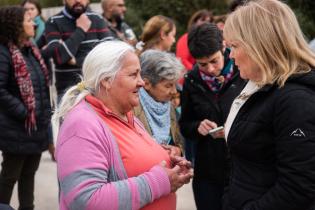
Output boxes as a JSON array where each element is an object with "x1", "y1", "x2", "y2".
[
  {"x1": 0, "y1": 153, "x2": 41, "y2": 210},
  {"x1": 193, "y1": 178, "x2": 224, "y2": 210}
]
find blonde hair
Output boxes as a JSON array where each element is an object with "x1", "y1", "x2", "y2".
[
  {"x1": 52, "y1": 41, "x2": 134, "y2": 124},
  {"x1": 224, "y1": 0, "x2": 315, "y2": 87},
  {"x1": 138, "y1": 15, "x2": 175, "y2": 53}
]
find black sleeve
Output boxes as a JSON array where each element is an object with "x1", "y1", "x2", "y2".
[
  {"x1": 179, "y1": 79, "x2": 202, "y2": 140},
  {"x1": 0, "y1": 47, "x2": 27, "y2": 121},
  {"x1": 243, "y1": 89, "x2": 315, "y2": 210},
  {"x1": 42, "y1": 18, "x2": 86, "y2": 65}
]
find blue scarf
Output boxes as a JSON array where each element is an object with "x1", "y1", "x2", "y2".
[{"x1": 139, "y1": 88, "x2": 171, "y2": 145}]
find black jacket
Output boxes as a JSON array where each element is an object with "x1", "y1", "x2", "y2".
[
  {"x1": 179, "y1": 63, "x2": 246, "y2": 182},
  {"x1": 224, "y1": 71, "x2": 315, "y2": 210},
  {"x1": 0, "y1": 44, "x2": 51, "y2": 154}
]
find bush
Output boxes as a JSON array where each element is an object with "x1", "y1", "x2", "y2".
[{"x1": 125, "y1": 0, "x2": 230, "y2": 40}]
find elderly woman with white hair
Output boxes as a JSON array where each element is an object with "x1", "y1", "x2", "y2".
[
  {"x1": 134, "y1": 50, "x2": 185, "y2": 156},
  {"x1": 53, "y1": 41, "x2": 193, "y2": 210}
]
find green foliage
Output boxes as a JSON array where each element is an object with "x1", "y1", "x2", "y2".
[
  {"x1": 285, "y1": 0, "x2": 315, "y2": 39},
  {"x1": 0, "y1": 0, "x2": 99, "y2": 7},
  {"x1": 1, "y1": 0, "x2": 314, "y2": 39}
]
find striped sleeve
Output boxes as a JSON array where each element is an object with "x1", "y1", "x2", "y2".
[
  {"x1": 43, "y1": 17, "x2": 86, "y2": 65},
  {"x1": 57, "y1": 135, "x2": 170, "y2": 210}
]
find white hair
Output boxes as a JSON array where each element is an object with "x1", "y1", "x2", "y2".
[{"x1": 52, "y1": 40, "x2": 134, "y2": 125}]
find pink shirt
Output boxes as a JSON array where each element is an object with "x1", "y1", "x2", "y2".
[{"x1": 87, "y1": 95, "x2": 176, "y2": 210}]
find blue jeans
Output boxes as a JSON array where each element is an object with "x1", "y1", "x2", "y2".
[
  {"x1": 0, "y1": 203, "x2": 14, "y2": 210},
  {"x1": 192, "y1": 178, "x2": 224, "y2": 210}
]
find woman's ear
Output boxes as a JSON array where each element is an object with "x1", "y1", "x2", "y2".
[
  {"x1": 143, "y1": 78, "x2": 152, "y2": 91},
  {"x1": 160, "y1": 30, "x2": 166, "y2": 40},
  {"x1": 100, "y1": 79, "x2": 111, "y2": 90}
]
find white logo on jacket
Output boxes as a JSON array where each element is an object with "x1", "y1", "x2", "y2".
[{"x1": 290, "y1": 128, "x2": 306, "y2": 137}]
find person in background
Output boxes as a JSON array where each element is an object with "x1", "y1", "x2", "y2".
[
  {"x1": 21, "y1": 0, "x2": 45, "y2": 43},
  {"x1": 176, "y1": 9, "x2": 213, "y2": 77},
  {"x1": 175, "y1": 9, "x2": 213, "y2": 165},
  {"x1": 212, "y1": 15, "x2": 226, "y2": 31},
  {"x1": 179, "y1": 23, "x2": 246, "y2": 210},
  {"x1": 136, "y1": 15, "x2": 176, "y2": 55},
  {"x1": 53, "y1": 41, "x2": 193, "y2": 210},
  {"x1": 0, "y1": 6, "x2": 52, "y2": 210},
  {"x1": 101, "y1": 0, "x2": 137, "y2": 45},
  {"x1": 42, "y1": 0, "x2": 114, "y2": 100},
  {"x1": 223, "y1": 0, "x2": 315, "y2": 209},
  {"x1": 134, "y1": 50, "x2": 184, "y2": 157}
]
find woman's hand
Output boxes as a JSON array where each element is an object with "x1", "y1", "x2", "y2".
[
  {"x1": 161, "y1": 161, "x2": 193, "y2": 192},
  {"x1": 161, "y1": 144, "x2": 181, "y2": 156},
  {"x1": 170, "y1": 155, "x2": 193, "y2": 175},
  {"x1": 210, "y1": 128, "x2": 225, "y2": 139},
  {"x1": 197, "y1": 119, "x2": 225, "y2": 139},
  {"x1": 198, "y1": 119, "x2": 217, "y2": 136}
]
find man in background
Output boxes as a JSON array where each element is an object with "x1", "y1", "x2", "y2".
[
  {"x1": 42, "y1": 0, "x2": 114, "y2": 99},
  {"x1": 101, "y1": 0, "x2": 137, "y2": 45}
]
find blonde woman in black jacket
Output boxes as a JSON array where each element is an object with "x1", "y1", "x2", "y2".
[{"x1": 223, "y1": 0, "x2": 315, "y2": 209}]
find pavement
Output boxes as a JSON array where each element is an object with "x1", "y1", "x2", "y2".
[{"x1": 1, "y1": 151, "x2": 196, "y2": 210}]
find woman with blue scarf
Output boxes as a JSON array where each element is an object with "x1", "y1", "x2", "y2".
[
  {"x1": 22, "y1": 0, "x2": 45, "y2": 43},
  {"x1": 134, "y1": 50, "x2": 184, "y2": 156}
]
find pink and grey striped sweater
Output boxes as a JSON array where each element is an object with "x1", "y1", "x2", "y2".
[{"x1": 56, "y1": 100, "x2": 173, "y2": 210}]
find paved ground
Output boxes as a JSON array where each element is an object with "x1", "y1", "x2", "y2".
[{"x1": 1, "y1": 151, "x2": 196, "y2": 210}]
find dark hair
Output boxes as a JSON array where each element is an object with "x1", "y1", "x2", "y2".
[
  {"x1": 0, "y1": 6, "x2": 25, "y2": 46},
  {"x1": 188, "y1": 22, "x2": 223, "y2": 59},
  {"x1": 21, "y1": 0, "x2": 42, "y2": 16},
  {"x1": 229, "y1": 0, "x2": 246, "y2": 12},
  {"x1": 21, "y1": 0, "x2": 45, "y2": 21},
  {"x1": 187, "y1": 9, "x2": 213, "y2": 31}
]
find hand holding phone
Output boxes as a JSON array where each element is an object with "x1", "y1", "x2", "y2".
[{"x1": 208, "y1": 126, "x2": 224, "y2": 135}]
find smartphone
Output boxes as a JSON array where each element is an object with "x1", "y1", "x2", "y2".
[{"x1": 208, "y1": 126, "x2": 224, "y2": 135}]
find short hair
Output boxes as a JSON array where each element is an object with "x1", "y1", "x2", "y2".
[
  {"x1": 224, "y1": 0, "x2": 315, "y2": 87},
  {"x1": 188, "y1": 22, "x2": 223, "y2": 59},
  {"x1": 187, "y1": 9, "x2": 213, "y2": 31},
  {"x1": 140, "y1": 50, "x2": 184, "y2": 86},
  {"x1": 140, "y1": 15, "x2": 175, "y2": 52},
  {"x1": 101, "y1": 0, "x2": 112, "y2": 12},
  {"x1": 53, "y1": 41, "x2": 134, "y2": 123},
  {"x1": 0, "y1": 6, "x2": 25, "y2": 46}
]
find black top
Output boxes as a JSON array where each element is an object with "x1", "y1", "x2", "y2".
[
  {"x1": 179, "y1": 56, "x2": 246, "y2": 183},
  {"x1": 0, "y1": 44, "x2": 51, "y2": 154},
  {"x1": 224, "y1": 70, "x2": 315, "y2": 210}
]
